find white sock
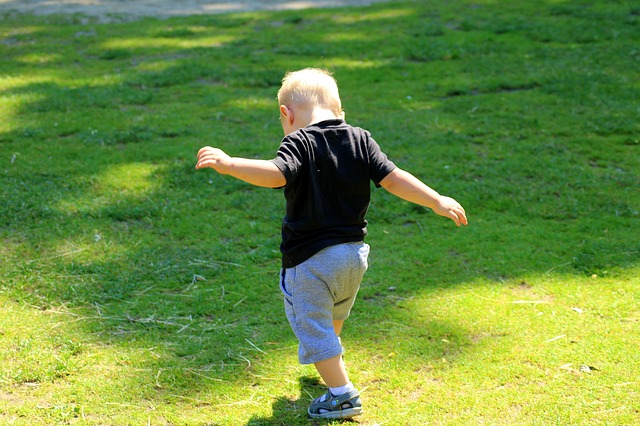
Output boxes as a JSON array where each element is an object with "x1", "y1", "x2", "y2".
[{"x1": 330, "y1": 382, "x2": 355, "y2": 396}]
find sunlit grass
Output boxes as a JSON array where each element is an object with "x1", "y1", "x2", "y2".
[
  {"x1": 323, "y1": 57, "x2": 391, "y2": 70},
  {"x1": 52, "y1": 163, "x2": 161, "y2": 224},
  {"x1": 99, "y1": 162, "x2": 160, "y2": 192},
  {"x1": 331, "y1": 7, "x2": 415, "y2": 24},
  {"x1": 14, "y1": 53, "x2": 63, "y2": 64},
  {"x1": 228, "y1": 96, "x2": 276, "y2": 110},
  {"x1": 99, "y1": 33, "x2": 237, "y2": 50}
]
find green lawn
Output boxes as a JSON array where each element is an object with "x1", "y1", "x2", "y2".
[{"x1": 1, "y1": 0, "x2": 639, "y2": 424}]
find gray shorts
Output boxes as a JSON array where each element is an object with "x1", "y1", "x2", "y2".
[{"x1": 279, "y1": 242, "x2": 370, "y2": 364}]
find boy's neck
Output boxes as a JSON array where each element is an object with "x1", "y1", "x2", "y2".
[
  {"x1": 309, "y1": 107, "x2": 342, "y2": 125},
  {"x1": 282, "y1": 104, "x2": 343, "y2": 136},
  {"x1": 297, "y1": 107, "x2": 341, "y2": 129}
]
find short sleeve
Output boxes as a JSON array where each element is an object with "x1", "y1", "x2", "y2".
[
  {"x1": 270, "y1": 133, "x2": 305, "y2": 184},
  {"x1": 366, "y1": 132, "x2": 396, "y2": 185}
]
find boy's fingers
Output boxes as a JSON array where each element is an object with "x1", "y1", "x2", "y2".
[
  {"x1": 196, "y1": 156, "x2": 213, "y2": 169},
  {"x1": 448, "y1": 207, "x2": 468, "y2": 227},
  {"x1": 196, "y1": 153, "x2": 227, "y2": 171},
  {"x1": 197, "y1": 146, "x2": 213, "y2": 157},
  {"x1": 457, "y1": 209, "x2": 468, "y2": 226},
  {"x1": 196, "y1": 150, "x2": 222, "y2": 168},
  {"x1": 196, "y1": 158, "x2": 216, "y2": 168}
]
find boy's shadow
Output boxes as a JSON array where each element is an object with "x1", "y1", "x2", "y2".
[{"x1": 247, "y1": 376, "x2": 360, "y2": 425}]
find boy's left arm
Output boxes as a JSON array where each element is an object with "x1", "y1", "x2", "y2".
[
  {"x1": 380, "y1": 168, "x2": 468, "y2": 226},
  {"x1": 196, "y1": 146, "x2": 286, "y2": 188}
]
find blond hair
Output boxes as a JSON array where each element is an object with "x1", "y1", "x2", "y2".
[{"x1": 277, "y1": 68, "x2": 343, "y2": 117}]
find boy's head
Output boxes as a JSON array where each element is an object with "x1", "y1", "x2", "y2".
[{"x1": 277, "y1": 68, "x2": 343, "y2": 118}]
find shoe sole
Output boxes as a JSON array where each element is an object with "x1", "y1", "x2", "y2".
[{"x1": 308, "y1": 407, "x2": 363, "y2": 419}]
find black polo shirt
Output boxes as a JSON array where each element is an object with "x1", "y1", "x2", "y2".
[{"x1": 271, "y1": 119, "x2": 396, "y2": 268}]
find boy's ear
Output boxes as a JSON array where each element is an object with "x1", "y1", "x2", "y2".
[{"x1": 280, "y1": 105, "x2": 294, "y2": 124}]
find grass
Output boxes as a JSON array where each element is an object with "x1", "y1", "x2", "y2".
[{"x1": 1, "y1": 0, "x2": 639, "y2": 424}]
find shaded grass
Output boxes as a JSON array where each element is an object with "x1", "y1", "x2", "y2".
[{"x1": 1, "y1": 0, "x2": 639, "y2": 424}]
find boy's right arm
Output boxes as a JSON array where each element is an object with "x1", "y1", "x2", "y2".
[
  {"x1": 196, "y1": 146, "x2": 286, "y2": 188},
  {"x1": 380, "y1": 168, "x2": 468, "y2": 226}
]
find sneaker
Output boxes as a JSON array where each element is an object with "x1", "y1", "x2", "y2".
[{"x1": 308, "y1": 388, "x2": 363, "y2": 419}]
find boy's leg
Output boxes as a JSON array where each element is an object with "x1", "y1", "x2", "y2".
[
  {"x1": 333, "y1": 319, "x2": 344, "y2": 336},
  {"x1": 280, "y1": 243, "x2": 368, "y2": 418},
  {"x1": 315, "y1": 320, "x2": 348, "y2": 387},
  {"x1": 280, "y1": 244, "x2": 367, "y2": 366},
  {"x1": 314, "y1": 353, "x2": 348, "y2": 388}
]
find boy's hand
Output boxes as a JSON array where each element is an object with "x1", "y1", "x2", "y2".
[
  {"x1": 196, "y1": 146, "x2": 231, "y2": 175},
  {"x1": 433, "y1": 196, "x2": 468, "y2": 227}
]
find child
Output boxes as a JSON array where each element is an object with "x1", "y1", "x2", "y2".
[{"x1": 195, "y1": 68, "x2": 468, "y2": 419}]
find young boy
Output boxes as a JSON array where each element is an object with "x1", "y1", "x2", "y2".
[{"x1": 195, "y1": 68, "x2": 468, "y2": 419}]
